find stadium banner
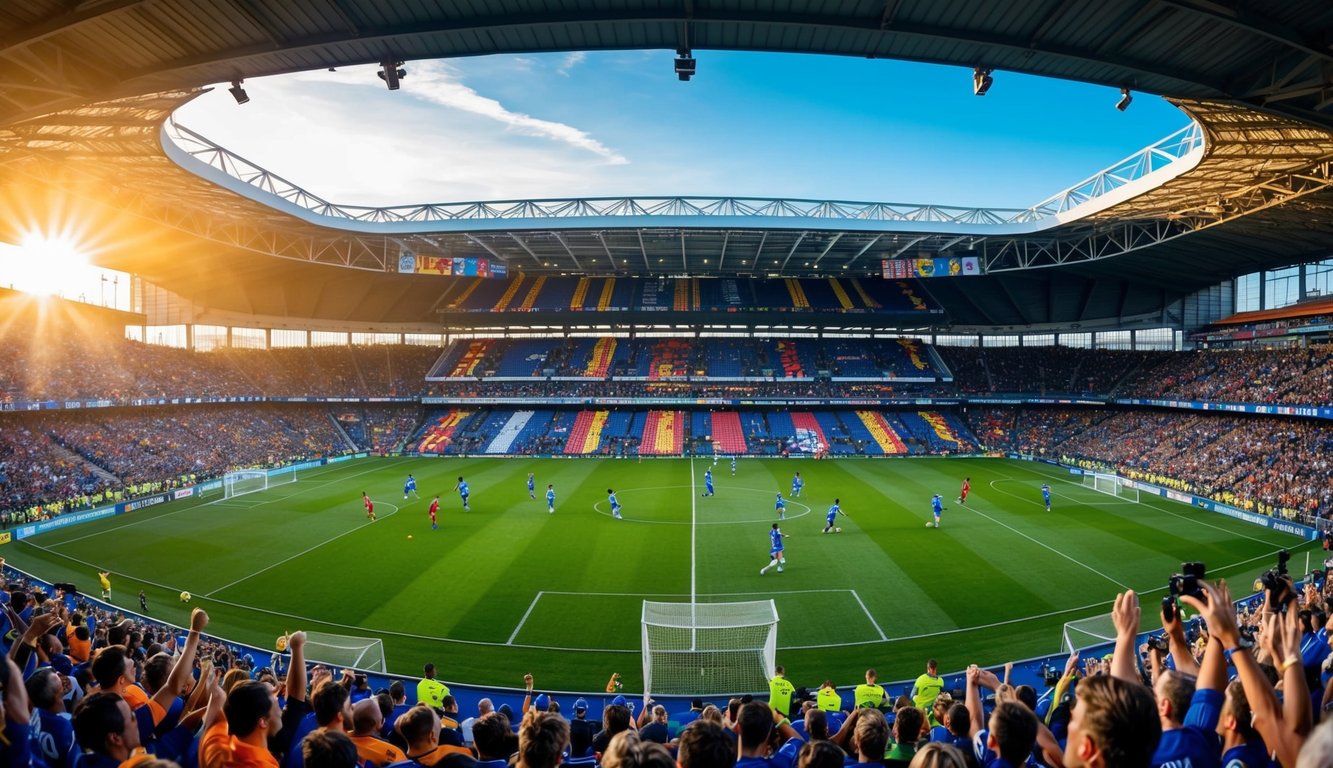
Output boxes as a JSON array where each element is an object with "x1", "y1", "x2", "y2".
[
  {"x1": 280, "y1": 461, "x2": 323, "y2": 474},
  {"x1": 173, "y1": 488, "x2": 194, "y2": 500},
  {"x1": 397, "y1": 253, "x2": 505, "y2": 278},
  {"x1": 0, "y1": 532, "x2": 10, "y2": 545},
  {"x1": 1114, "y1": 398, "x2": 1333, "y2": 421},
  {"x1": 881, "y1": 256, "x2": 981, "y2": 278},
  {"x1": 15, "y1": 504, "x2": 121, "y2": 540},
  {"x1": 123, "y1": 493, "x2": 170, "y2": 513}
]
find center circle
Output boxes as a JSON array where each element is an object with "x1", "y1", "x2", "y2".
[{"x1": 592, "y1": 485, "x2": 812, "y2": 524}]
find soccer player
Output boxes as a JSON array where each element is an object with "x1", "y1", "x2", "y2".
[
  {"x1": 822, "y1": 498, "x2": 848, "y2": 533},
  {"x1": 730, "y1": 456, "x2": 737, "y2": 476},
  {"x1": 363, "y1": 491, "x2": 376, "y2": 521},
  {"x1": 607, "y1": 489, "x2": 623, "y2": 520},
  {"x1": 775, "y1": 492, "x2": 786, "y2": 520},
  {"x1": 528, "y1": 472, "x2": 536, "y2": 500},
  {"x1": 98, "y1": 571, "x2": 111, "y2": 600},
  {"x1": 791, "y1": 472, "x2": 803, "y2": 498},
  {"x1": 929, "y1": 494, "x2": 944, "y2": 528},
  {"x1": 702, "y1": 468, "x2": 715, "y2": 497},
  {"x1": 1041, "y1": 483, "x2": 1052, "y2": 512},
  {"x1": 957, "y1": 477, "x2": 970, "y2": 505},
  {"x1": 760, "y1": 523, "x2": 788, "y2": 574},
  {"x1": 404, "y1": 473, "x2": 419, "y2": 500},
  {"x1": 546, "y1": 484, "x2": 556, "y2": 514},
  {"x1": 428, "y1": 495, "x2": 440, "y2": 530},
  {"x1": 138, "y1": 589, "x2": 148, "y2": 612},
  {"x1": 454, "y1": 477, "x2": 471, "y2": 511}
]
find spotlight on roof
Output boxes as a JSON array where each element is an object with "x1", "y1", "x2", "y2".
[
  {"x1": 378, "y1": 60, "x2": 406, "y2": 90},
  {"x1": 228, "y1": 79, "x2": 249, "y2": 105},
  {"x1": 1116, "y1": 87, "x2": 1133, "y2": 112},
  {"x1": 674, "y1": 50, "x2": 696, "y2": 82},
  {"x1": 972, "y1": 67, "x2": 993, "y2": 96}
]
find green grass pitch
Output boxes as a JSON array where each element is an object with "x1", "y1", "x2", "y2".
[{"x1": 2, "y1": 456, "x2": 1314, "y2": 692}]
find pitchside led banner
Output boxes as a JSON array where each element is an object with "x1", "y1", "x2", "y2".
[
  {"x1": 397, "y1": 252, "x2": 508, "y2": 278},
  {"x1": 882, "y1": 256, "x2": 981, "y2": 279}
]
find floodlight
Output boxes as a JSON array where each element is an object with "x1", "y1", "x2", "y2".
[
  {"x1": 228, "y1": 79, "x2": 249, "y2": 105},
  {"x1": 1116, "y1": 87, "x2": 1133, "y2": 111},
  {"x1": 972, "y1": 68, "x2": 993, "y2": 96},
  {"x1": 675, "y1": 51, "x2": 696, "y2": 82},
  {"x1": 378, "y1": 60, "x2": 406, "y2": 90}
]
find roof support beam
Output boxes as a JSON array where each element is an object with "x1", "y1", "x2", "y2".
[
  {"x1": 551, "y1": 231, "x2": 584, "y2": 272},
  {"x1": 779, "y1": 231, "x2": 808, "y2": 273},
  {"x1": 1157, "y1": 1, "x2": 1333, "y2": 62},
  {"x1": 0, "y1": 0, "x2": 147, "y2": 57}
]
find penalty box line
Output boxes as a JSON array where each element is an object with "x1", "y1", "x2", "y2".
[{"x1": 506, "y1": 588, "x2": 888, "y2": 645}]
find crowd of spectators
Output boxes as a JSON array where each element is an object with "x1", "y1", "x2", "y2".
[
  {"x1": 978, "y1": 408, "x2": 1333, "y2": 521},
  {"x1": 0, "y1": 406, "x2": 350, "y2": 523},
  {"x1": 1119, "y1": 346, "x2": 1333, "y2": 405},
  {"x1": 936, "y1": 347, "x2": 1154, "y2": 395}
]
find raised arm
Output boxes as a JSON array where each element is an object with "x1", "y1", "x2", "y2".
[
  {"x1": 965, "y1": 665, "x2": 986, "y2": 737},
  {"x1": 1161, "y1": 597, "x2": 1200, "y2": 677},
  {"x1": 154, "y1": 608, "x2": 208, "y2": 712},
  {"x1": 1110, "y1": 590, "x2": 1142, "y2": 683},
  {"x1": 285, "y1": 632, "x2": 308, "y2": 703}
]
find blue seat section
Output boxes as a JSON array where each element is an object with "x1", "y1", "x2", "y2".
[
  {"x1": 507, "y1": 410, "x2": 557, "y2": 453},
  {"x1": 813, "y1": 412, "x2": 859, "y2": 455},
  {"x1": 691, "y1": 411, "x2": 713, "y2": 453},
  {"x1": 534, "y1": 277, "x2": 580, "y2": 309}
]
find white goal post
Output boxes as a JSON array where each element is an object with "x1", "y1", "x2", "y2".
[
  {"x1": 303, "y1": 631, "x2": 387, "y2": 673},
  {"x1": 223, "y1": 466, "x2": 297, "y2": 500},
  {"x1": 224, "y1": 470, "x2": 269, "y2": 500},
  {"x1": 1081, "y1": 471, "x2": 1139, "y2": 502},
  {"x1": 642, "y1": 600, "x2": 778, "y2": 696}
]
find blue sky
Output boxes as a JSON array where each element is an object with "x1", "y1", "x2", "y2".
[{"x1": 175, "y1": 50, "x2": 1191, "y2": 209}]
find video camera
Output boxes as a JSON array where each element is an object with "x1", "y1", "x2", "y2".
[
  {"x1": 1163, "y1": 562, "x2": 1206, "y2": 621},
  {"x1": 1258, "y1": 549, "x2": 1293, "y2": 608},
  {"x1": 1146, "y1": 634, "x2": 1170, "y2": 653},
  {"x1": 1039, "y1": 663, "x2": 1061, "y2": 687}
]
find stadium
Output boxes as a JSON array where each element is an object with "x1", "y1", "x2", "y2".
[{"x1": 2, "y1": 2, "x2": 1333, "y2": 767}]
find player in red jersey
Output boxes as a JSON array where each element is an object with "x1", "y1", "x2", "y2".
[
  {"x1": 957, "y1": 477, "x2": 970, "y2": 505},
  {"x1": 428, "y1": 495, "x2": 439, "y2": 530},
  {"x1": 363, "y1": 491, "x2": 376, "y2": 521}
]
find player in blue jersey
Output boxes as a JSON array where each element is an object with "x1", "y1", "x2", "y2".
[
  {"x1": 730, "y1": 456, "x2": 737, "y2": 476},
  {"x1": 928, "y1": 494, "x2": 944, "y2": 528},
  {"x1": 1041, "y1": 483, "x2": 1052, "y2": 512},
  {"x1": 454, "y1": 476, "x2": 471, "y2": 511},
  {"x1": 403, "y1": 474, "x2": 419, "y2": 500},
  {"x1": 546, "y1": 484, "x2": 556, "y2": 514},
  {"x1": 775, "y1": 492, "x2": 786, "y2": 520},
  {"x1": 702, "y1": 468, "x2": 715, "y2": 497},
  {"x1": 791, "y1": 472, "x2": 803, "y2": 497},
  {"x1": 822, "y1": 498, "x2": 849, "y2": 533},
  {"x1": 760, "y1": 523, "x2": 788, "y2": 574},
  {"x1": 528, "y1": 472, "x2": 536, "y2": 500},
  {"x1": 608, "y1": 488, "x2": 623, "y2": 520}
]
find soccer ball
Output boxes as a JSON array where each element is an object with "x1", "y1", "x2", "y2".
[
  {"x1": 179, "y1": 591, "x2": 191, "y2": 603},
  {"x1": 925, "y1": 521, "x2": 934, "y2": 528},
  {"x1": 407, "y1": 534, "x2": 413, "y2": 539},
  {"x1": 835, "y1": 527, "x2": 842, "y2": 533}
]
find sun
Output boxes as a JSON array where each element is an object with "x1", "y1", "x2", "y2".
[{"x1": 0, "y1": 233, "x2": 87, "y2": 297}]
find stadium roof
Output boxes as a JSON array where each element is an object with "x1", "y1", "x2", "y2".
[{"x1": 1, "y1": 1, "x2": 1332, "y2": 328}]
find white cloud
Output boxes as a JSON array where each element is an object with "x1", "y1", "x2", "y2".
[{"x1": 557, "y1": 52, "x2": 586, "y2": 76}]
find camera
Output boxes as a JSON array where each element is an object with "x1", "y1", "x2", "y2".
[
  {"x1": 1147, "y1": 634, "x2": 1170, "y2": 653},
  {"x1": 1039, "y1": 663, "x2": 1061, "y2": 687},
  {"x1": 1168, "y1": 562, "x2": 1206, "y2": 600},
  {"x1": 1259, "y1": 549, "x2": 1292, "y2": 605}
]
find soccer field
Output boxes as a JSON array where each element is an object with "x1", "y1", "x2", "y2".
[{"x1": 3, "y1": 456, "x2": 1314, "y2": 692}]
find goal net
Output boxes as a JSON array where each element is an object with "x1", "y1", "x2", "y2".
[
  {"x1": 1081, "y1": 472, "x2": 1139, "y2": 502},
  {"x1": 642, "y1": 600, "x2": 778, "y2": 696},
  {"x1": 303, "y1": 631, "x2": 387, "y2": 672},
  {"x1": 1060, "y1": 613, "x2": 1118, "y2": 656},
  {"x1": 224, "y1": 470, "x2": 269, "y2": 500},
  {"x1": 269, "y1": 465, "x2": 297, "y2": 488}
]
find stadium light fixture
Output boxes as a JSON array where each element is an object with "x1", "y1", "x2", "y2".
[
  {"x1": 972, "y1": 67, "x2": 993, "y2": 96},
  {"x1": 378, "y1": 60, "x2": 407, "y2": 90},
  {"x1": 228, "y1": 79, "x2": 249, "y2": 105},
  {"x1": 675, "y1": 50, "x2": 696, "y2": 82},
  {"x1": 1116, "y1": 87, "x2": 1133, "y2": 111}
]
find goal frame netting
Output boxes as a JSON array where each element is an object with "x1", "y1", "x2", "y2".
[
  {"x1": 303, "y1": 630, "x2": 387, "y2": 672},
  {"x1": 224, "y1": 470, "x2": 269, "y2": 500},
  {"x1": 641, "y1": 600, "x2": 778, "y2": 697},
  {"x1": 269, "y1": 464, "x2": 297, "y2": 488},
  {"x1": 1060, "y1": 613, "x2": 1118, "y2": 655},
  {"x1": 1081, "y1": 471, "x2": 1139, "y2": 502}
]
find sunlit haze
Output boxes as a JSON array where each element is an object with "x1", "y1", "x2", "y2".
[{"x1": 175, "y1": 51, "x2": 1192, "y2": 208}]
